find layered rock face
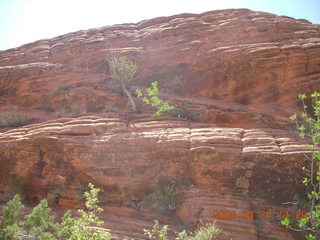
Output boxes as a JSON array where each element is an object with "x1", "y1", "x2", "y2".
[
  {"x1": 0, "y1": 8, "x2": 319, "y2": 128},
  {"x1": 0, "y1": 8, "x2": 319, "y2": 240},
  {"x1": 0, "y1": 116, "x2": 310, "y2": 239}
]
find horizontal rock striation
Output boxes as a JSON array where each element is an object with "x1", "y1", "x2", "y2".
[
  {"x1": 0, "y1": 8, "x2": 319, "y2": 239},
  {"x1": 0, "y1": 9, "x2": 319, "y2": 125},
  {"x1": 0, "y1": 116, "x2": 310, "y2": 239}
]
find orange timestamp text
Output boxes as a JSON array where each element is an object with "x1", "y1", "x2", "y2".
[{"x1": 211, "y1": 209, "x2": 308, "y2": 221}]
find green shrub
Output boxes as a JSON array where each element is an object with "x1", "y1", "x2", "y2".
[
  {"x1": 22, "y1": 199, "x2": 57, "y2": 240},
  {"x1": 0, "y1": 195, "x2": 24, "y2": 240},
  {"x1": 135, "y1": 81, "x2": 174, "y2": 116},
  {"x1": 0, "y1": 183, "x2": 112, "y2": 240},
  {"x1": 0, "y1": 112, "x2": 29, "y2": 127}
]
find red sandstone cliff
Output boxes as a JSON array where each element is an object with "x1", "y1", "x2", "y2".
[{"x1": 0, "y1": 8, "x2": 320, "y2": 239}]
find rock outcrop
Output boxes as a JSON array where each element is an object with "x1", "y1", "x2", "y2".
[
  {"x1": 0, "y1": 8, "x2": 319, "y2": 240},
  {"x1": 0, "y1": 8, "x2": 319, "y2": 128},
  {"x1": 0, "y1": 115, "x2": 310, "y2": 239}
]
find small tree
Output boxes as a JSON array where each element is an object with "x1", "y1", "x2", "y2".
[
  {"x1": 135, "y1": 81, "x2": 174, "y2": 116},
  {"x1": 0, "y1": 194, "x2": 57, "y2": 240},
  {"x1": 107, "y1": 54, "x2": 137, "y2": 112},
  {"x1": 281, "y1": 92, "x2": 320, "y2": 240}
]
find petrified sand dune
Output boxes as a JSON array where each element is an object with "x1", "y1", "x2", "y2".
[{"x1": 0, "y1": 8, "x2": 319, "y2": 239}]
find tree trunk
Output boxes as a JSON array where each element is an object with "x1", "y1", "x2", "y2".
[{"x1": 121, "y1": 81, "x2": 137, "y2": 112}]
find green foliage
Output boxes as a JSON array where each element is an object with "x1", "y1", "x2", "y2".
[
  {"x1": 135, "y1": 81, "x2": 174, "y2": 116},
  {"x1": 0, "y1": 184, "x2": 112, "y2": 240},
  {"x1": 0, "y1": 195, "x2": 24, "y2": 240},
  {"x1": 144, "y1": 221, "x2": 221, "y2": 240},
  {"x1": 0, "y1": 112, "x2": 29, "y2": 127},
  {"x1": 56, "y1": 183, "x2": 112, "y2": 240},
  {"x1": 144, "y1": 220, "x2": 169, "y2": 240},
  {"x1": 282, "y1": 92, "x2": 320, "y2": 239},
  {"x1": 0, "y1": 194, "x2": 56, "y2": 240},
  {"x1": 149, "y1": 181, "x2": 177, "y2": 214},
  {"x1": 22, "y1": 199, "x2": 57, "y2": 240}
]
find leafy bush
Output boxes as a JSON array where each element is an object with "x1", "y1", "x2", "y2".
[
  {"x1": 144, "y1": 221, "x2": 221, "y2": 240},
  {"x1": 0, "y1": 183, "x2": 112, "y2": 240},
  {"x1": 135, "y1": 81, "x2": 174, "y2": 116},
  {"x1": 281, "y1": 92, "x2": 320, "y2": 240},
  {"x1": 0, "y1": 112, "x2": 29, "y2": 127}
]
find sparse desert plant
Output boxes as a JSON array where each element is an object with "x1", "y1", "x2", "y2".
[
  {"x1": 3, "y1": 174, "x2": 26, "y2": 201},
  {"x1": 107, "y1": 54, "x2": 137, "y2": 112},
  {"x1": 55, "y1": 104, "x2": 83, "y2": 117},
  {"x1": 56, "y1": 85, "x2": 70, "y2": 91},
  {"x1": 169, "y1": 106, "x2": 201, "y2": 121},
  {"x1": 234, "y1": 107, "x2": 250, "y2": 112},
  {"x1": 135, "y1": 81, "x2": 174, "y2": 116},
  {"x1": 144, "y1": 220, "x2": 169, "y2": 240},
  {"x1": 149, "y1": 181, "x2": 177, "y2": 214},
  {"x1": 144, "y1": 221, "x2": 221, "y2": 240},
  {"x1": 47, "y1": 184, "x2": 65, "y2": 206},
  {"x1": 0, "y1": 112, "x2": 29, "y2": 127},
  {"x1": 187, "y1": 223, "x2": 221, "y2": 240}
]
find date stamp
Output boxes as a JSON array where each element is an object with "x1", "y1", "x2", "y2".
[{"x1": 211, "y1": 209, "x2": 308, "y2": 221}]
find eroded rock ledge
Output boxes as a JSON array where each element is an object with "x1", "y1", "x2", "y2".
[{"x1": 0, "y1": 116, "x2": 309, "y2": 239}]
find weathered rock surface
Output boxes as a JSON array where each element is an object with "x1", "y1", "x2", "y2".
[
  {"x1": 0, "y1": 8, "x2": 319, "y2": 240},
  {"x1": 0, "y1": 116, "x2": 310, "y2": 239},
  {"x1": 0, "y1": 9, "x2": 319, "y2": 128}
]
